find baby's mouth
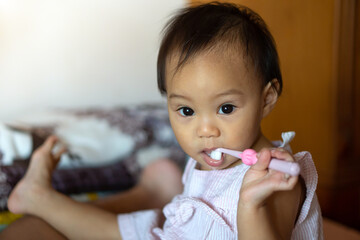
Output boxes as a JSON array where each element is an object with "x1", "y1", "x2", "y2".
[
  {"x1": 201, "y1": 149, "x2": 224, "y2": 168},
  {"x1": 203, "y1": 149, "x2": 223, "y2": 161}
]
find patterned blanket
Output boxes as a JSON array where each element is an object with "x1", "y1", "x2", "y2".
[{"x1": 0, "y1": 103, "x2": 187, "y2": 227}]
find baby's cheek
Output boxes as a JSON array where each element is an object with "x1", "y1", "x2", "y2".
[
  {"x1": 174, "y1": 133, "x2": 193, "y2": 154},
  {"x1": 233, "y1": 125, "x2": 258, "y2": 148},
  {"x1": 225, "y1": 131, "x2": 246, "y2": 148}
]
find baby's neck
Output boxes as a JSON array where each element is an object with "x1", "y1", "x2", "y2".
[{"x1": 250, "y1": 133, "x2": 274, "y2": 152}]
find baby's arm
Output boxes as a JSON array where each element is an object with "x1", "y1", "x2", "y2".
[
  {"x1": 7, "y1": 136, "x2": 122, "y2": 239},
  {"x1": 237, "y1": 148, "x2": 304, "y2": 239}
]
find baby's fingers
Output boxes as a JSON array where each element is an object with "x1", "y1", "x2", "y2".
[
  {"x1": 270, "y1": 148, "x2": 294, "y2": 162},
  {"x1": 271, "y1": 170, "x2": 298, "y2": 190},
  {"x1": 268, "y1": 148, "x2": 299, "y2": 187},
  {"x1": 250, "y1": 148, "x2": 272, "y2": 172},
  {"x1": 240, "y1": 170, "x2": 298, "y2": 206}
]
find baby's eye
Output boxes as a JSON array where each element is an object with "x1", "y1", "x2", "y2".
[
  {"x1": 178, "y1": 107, "x2": 195, "y2": 117},
  {"x1": 218, "y1": 104, "x2": 235, "y2": 115}
]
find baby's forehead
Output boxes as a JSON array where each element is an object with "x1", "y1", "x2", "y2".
[
  {"x1": 165, "y1": 46, "x2": 258, "y2": 80},
  {"x1": 164, "y1": 49, "x2": 264, "y2": 94}
]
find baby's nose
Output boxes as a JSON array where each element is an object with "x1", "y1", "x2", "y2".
[{"x1": 196, "y1": 120, "x2": 220, "y2": 138}]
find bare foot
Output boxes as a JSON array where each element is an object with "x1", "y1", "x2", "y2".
[
  {"x1": 139, "y1": 158, "x2": 183, "y2": 208},
  {"x1": 8, "y1": 136, "x2": 66, "y2": 215}
]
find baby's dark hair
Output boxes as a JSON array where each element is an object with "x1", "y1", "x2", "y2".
[{"x1": 157, "y1": 2, "x2": 282, "y2": 95}]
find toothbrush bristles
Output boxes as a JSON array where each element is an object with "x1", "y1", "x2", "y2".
[{"x1": 210, "y1": 150, "x2": 222, "y2": 160}]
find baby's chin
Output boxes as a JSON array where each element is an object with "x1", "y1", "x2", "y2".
[
  {"x1": 195, "y1": 156, "x2": 242, "y2": 171},
  {"x1": 225, "y1": 159, "x2": 245, "y2": 169}
]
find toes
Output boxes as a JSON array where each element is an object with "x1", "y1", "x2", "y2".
[{"x1": 43, "y1": 136, "x2": 59, "y2": 151}]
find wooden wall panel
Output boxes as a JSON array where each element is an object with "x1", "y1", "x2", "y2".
[{"x1": 328, "y1": 0, "x2": 360, "y2": 228}]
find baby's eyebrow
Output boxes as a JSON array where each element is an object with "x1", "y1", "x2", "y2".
[
  {"x1": 215, "y1": 89, "x2": 244, "y2": 98},
  {"x1": 168, "y1": 93, "x2": 190, "y2": 100}
]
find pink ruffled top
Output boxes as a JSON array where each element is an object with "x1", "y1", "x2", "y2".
[{"x1": 118, "y1": 144, "x2": 323, "y2": 239}]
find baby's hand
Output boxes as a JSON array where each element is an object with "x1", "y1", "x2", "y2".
[{"x1": 239, "y1": 148, "x2": 298, "y2": 209}]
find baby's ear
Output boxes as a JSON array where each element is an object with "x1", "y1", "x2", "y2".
[{"x1": 262, "y1": 79, "x2": 280, "y2": 118}]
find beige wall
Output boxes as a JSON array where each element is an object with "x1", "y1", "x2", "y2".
[{"x1": 0, "y1": 0, "x2": 185, "y2": 121}]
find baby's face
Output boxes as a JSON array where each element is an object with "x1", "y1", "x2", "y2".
[{"x1": 166, "y1": 51, "x2": 266, "y2": 170}]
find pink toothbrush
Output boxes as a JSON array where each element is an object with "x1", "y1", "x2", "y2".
[{"x1": 210, "y1": 148, "x2": 300, "y2": 176}]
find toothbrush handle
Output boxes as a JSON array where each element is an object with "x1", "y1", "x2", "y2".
[
  {"x1": 269, "y1": 158, "x2": 300, "y2": 176},
  {"x1": 218, "y1": 148, "x2": 300, "y2": 176}
]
